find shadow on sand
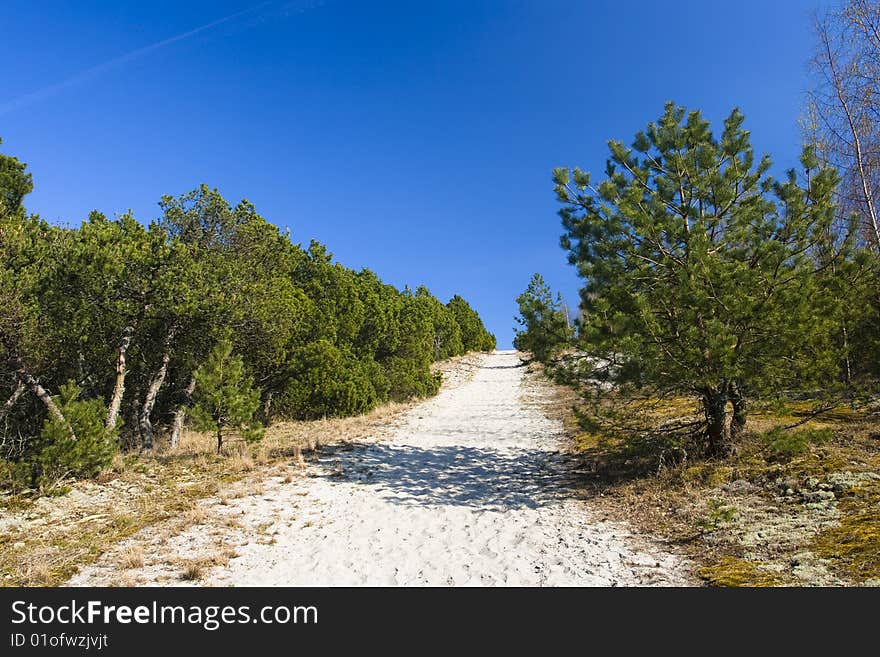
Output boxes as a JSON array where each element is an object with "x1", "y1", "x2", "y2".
[
  {"x1": 478, "y1": 362, "x2": 526, "y2": 370},
  {"x1": 316, "y1": 443, "x2": 579, "y2": 510}
]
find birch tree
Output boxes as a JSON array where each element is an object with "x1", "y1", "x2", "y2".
[{"x1": 809, "y1": 0, "x2": 880, "y2": 250}]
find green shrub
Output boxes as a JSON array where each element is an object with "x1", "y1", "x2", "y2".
[
  {"x1": 448, "y1": 294, "x2": 496, "y2": 352},
  {"x1": 479, "y1": 329, "x2": 497, "y2": 351},
  {"x1": 431, "y1": 304, "x2": 464, "y2": 360},
  {"x1": 34, "y1": 382, "x2": 117, "y2": 487},
  {"x1": 384, "y1": 356, "x2": 441, "y2": 401},
  {"x1": 0, "y1": 459, "x2": 30, "y2": 494},
  {"x1": 761, "y1": 426, "x2": 833, "y2": 457},
  {"x1": 698, "y1": 498, "x2": 738, "y2": 532},
  {"x1": 362, "y1": 357, "x2": 391, "y2": 404},
  {"x1": 280, "y1": 340, "x2": 378, "y2": 419},
  {"x1": 513, "y1": 273, "x2": 572, "y2": 362}
]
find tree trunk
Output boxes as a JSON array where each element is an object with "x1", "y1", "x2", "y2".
[
  {"x1": 169, "y1": 376, "x2": 196, "y2": 449},
  {"x1": 702, "y1": 387, "x2": 731, "y2": 456},
  {"x1": 139, "y1": 327, "x2": 176, "y2": 451},
  {"x1": 261, "y1": 391, "x2": 274, "y2": 423},
  {"x1": 2, "y1": 341, "x2": 77, "y2": 440},
  {"x1": 729, "y1": 382, "x2": 747, "y2": 440},
  {"x1": 3, "y1": 344, "x2": 76, "y2": 440},
  {"x1": 105, "y1": 325, "x2": 135, "y2": 430},
  {"x1": 139, "y1": 352, "x2": 171, "y2": 452},
  {"x1": 0, "y1": 380, "x2": 25, "y2": 420},
  {"x1": 14, "y1": 368, "x2": 77, "y2": 441}
]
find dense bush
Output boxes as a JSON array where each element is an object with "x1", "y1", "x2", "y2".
[
  {"x1": 384, "y1": 356, "x2": 442, "y2": 401},
  {"x1": 278, "y1": 340, "x2": 378, "y2": 420},
  {"x1": 513, "y1": 273, "x2": 573, "y2": 363},
  {"x1": 0, "y1": 140, "x2": 495, "y2": 489},
  {"x1": 448, "y1": 295, "x2": 496, "y2": 352}
]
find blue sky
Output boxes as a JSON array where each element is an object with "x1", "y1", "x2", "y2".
[{"x1": 2, "y1": 0, "x2": 821, "y2": 347}]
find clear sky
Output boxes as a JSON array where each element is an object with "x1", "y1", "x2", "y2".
[{"x1": 2, "y1": 0, "x2": 822, "y2": 348}]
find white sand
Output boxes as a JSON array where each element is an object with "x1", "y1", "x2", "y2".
[
  {"x1": 69, "y1": 350, "x2": 690, "y2": 586},
  {"x1": 203, "y1": 350, "x2": 689, "y2": 586}
]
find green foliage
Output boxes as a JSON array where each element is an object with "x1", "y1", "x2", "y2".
[
  {"x1": 0, "y1": 138, "x2": 493, "y2": 490},
  {"x1": 43, "y1": 211, "x2": 178, "y2": 396},
  {"x1": 841, "y1": 251, "x2": 880, "y2": 380},
  {"x1": 481, "y1": 332, "x2": 497, "y2": 351},
  {"x1": 760, "y1": 427, "x2": 833, "y2": 457},
  {"x1": 553, "y1": 103, "x2": 856, "y2": 454},
  {"x1": 0, "y1": 137, "x2": 33, "y2": 219},
  {"x1": 448, "y1": 295, "x2": 496, "y2": 352},
  {"x1": 513, "y1": 273, "x2": 573, "y2": 362},
  {"x1": 355, "y1": 269, "x2": 402, "y2": 360},
  {"x1": 384, "y1": 356, "x2": 442, "y2": 401},
  {"x1": 298, "y1": 242, "x2": 366, "y2": 346},
  {"x1": 279, "y1": 340, "x2": 378, "y2": 419},
  {"x1": 697, "y1": 498, "x2": 738, "y2": 532},
  {"x1": 190, "y1": 339, "x2": 264, "y2": 452},
  {"x1": 34, "y1": 382, "x2": 117, "y2": 487},
  {"x1": 416, "y1": 286, "x2": 464, "y2": 360},
  {"x1": 361, "y1": 356, "x2": 391, "y2": 403}
]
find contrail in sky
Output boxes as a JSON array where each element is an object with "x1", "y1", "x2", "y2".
[{"x1": 0, "y1": 1, "x2": 277, "y2": 117}]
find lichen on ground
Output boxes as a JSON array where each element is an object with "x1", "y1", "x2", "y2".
[{"x1": 544, "y1": 376, "x2": 880, "y2": 587}]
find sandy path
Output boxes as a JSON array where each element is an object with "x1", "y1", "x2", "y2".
[
  {"x1": 195, "y1": 350, "x2": 688, "y2": 586},
  {"x1": 67, "y1": 350, "x2": 689, "y2": 586}
]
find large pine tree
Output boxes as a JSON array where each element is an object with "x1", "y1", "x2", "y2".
[{"x1": 554, "y1": 103, "x2": 849, "y2": 455}]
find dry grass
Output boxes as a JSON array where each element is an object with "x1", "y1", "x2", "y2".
[
  {"x1": 182, "y1": 504, "x2": 210, "y2": 526},
  {"x1": 177, "y1": 543, "x2": 238, "y2": 582},
  {"x1": 0, "y1": 353, "x2": 480, "y2": 587},
  {"x1": 25, "y1": 562, "x2": 53, "y2": 586},
  {"x1": 118, "y1": 545, "x2": 145, "y2": 570},
  {"x1": 531, "y1": 366, "x2": 880, "y2": 587},
  {"x1": 227, "y1": 451, "x2": 255, "y2": 473},
  {"x1": 0, "y1": 404, "x2": 409, "y2": 586},
  {"x1": 179, "y1": 561, "x2": 203, "y2": 581}
]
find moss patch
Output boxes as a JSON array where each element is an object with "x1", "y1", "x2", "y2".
[
  {"x1": 575, "y1": 431, "x2": 604, "y2": 451},
  {"x1": 813, "y1": 481, "x2": 880, "y2": 583},
  {"x1": 699, "y1": 557, "x2": 786, "y2": 587}
]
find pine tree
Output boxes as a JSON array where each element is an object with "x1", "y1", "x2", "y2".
[
  {"x1": 0, "y1": 137, "x2": 33, "y2": 220},
  {"x1": 513, "y1": 273, "x2": 573, "y2": 362},
  {"x1": 36, "y1": 382, "x2": 117, "y2": 488},
  {"x1": 554, "y1": 103, "x2": 849, "y2": 456},
  {"x1": 190, "y1": 339, "x2": 263, "y2": 453}
]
